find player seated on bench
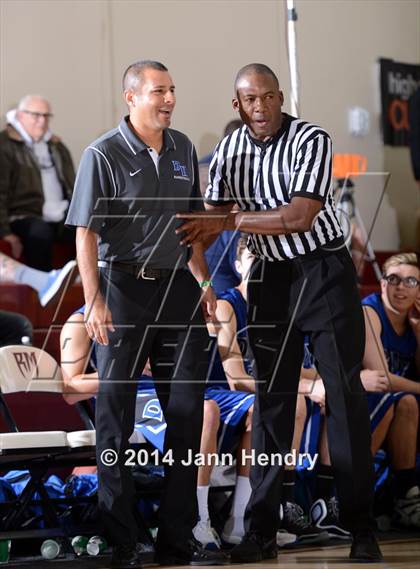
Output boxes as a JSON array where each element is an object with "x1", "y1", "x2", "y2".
[
  {"x1": 301, "y1": 252, "x2": 420, "y2": 534},
  {"x1": 361, "y1": 252, "x2": 420, "y2": 529}
]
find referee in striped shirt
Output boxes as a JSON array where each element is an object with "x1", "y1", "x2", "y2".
[{"x1": 177, "y1": 63, "x2": 382, "y2": 563}]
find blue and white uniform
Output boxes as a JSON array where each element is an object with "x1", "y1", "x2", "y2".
[
  {"x1": 362, "y1": 293, "x2": 419, "y2": 431},
  {"x1": 299, "y1": 341, "x2": 323, "y2": 464},
  {"x1": 205, "y1": 288, "x2": 255, "y2": 453}
]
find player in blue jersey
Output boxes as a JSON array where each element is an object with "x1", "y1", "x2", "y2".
[
  {"x1": 193, "y1": 237, "x2": 256, "y2": 549},
  {"x1": 361, "y1": 252, "x2": 420, "y2": 529},
  {"x1": 306, "y1": 251, "x2": 420, "y2": 533}
]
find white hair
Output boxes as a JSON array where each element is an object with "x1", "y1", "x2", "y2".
[{"x1": 17, "y1": 94, "x2": 50, "y2": 110}]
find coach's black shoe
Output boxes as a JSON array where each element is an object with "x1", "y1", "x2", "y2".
[
  {"x1": 349, "y1": 531, "x2": 383, "y2": 563},
  {"x1": 111, "y1": 543, "x2": 142, "y2": 568},
  {"x1": 155, "y1": 538, "x2": 229, "y2": 566},
  {"x1": 230, "y1": 530, "x2": 278, "y2": 563}
]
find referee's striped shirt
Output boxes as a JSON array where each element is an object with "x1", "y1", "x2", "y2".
[{"x1": 204, "y1": 114, "x2": 343, "y2": 261}]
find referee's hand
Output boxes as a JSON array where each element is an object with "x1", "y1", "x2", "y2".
[
  {"x1": 85, "y1": 296, "x2": 115, "y2": 345},
  {"x1": 175, "y1": 211, "x2": 227, "y2": 245}
]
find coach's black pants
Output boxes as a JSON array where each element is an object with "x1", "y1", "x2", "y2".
[
  {"x1": 245, "y1": 246, "x2": 375, "y2": 535},
  {"x1": 95, "y1": 268, "x2": 209, "y2": 548}
]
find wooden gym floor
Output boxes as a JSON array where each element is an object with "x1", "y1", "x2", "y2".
[{"x1": 4, "y1": 536, "x2": 420, "y2": 568}]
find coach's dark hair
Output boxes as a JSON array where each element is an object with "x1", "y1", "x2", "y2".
[
  {"x1": 122, "y1": 60, "x2": 168, "y2": 91},
  {"x1": 234, "y1": 63, "x2": 279, "y2": 92}
]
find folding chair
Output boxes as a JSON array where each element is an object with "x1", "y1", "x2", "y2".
[{"x1": 0, "y1": 345, "x2": 96, "y2": 539}]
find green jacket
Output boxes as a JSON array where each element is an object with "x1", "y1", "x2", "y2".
[{"x1": 0, "y1": 124, "x2": 75, "y2": 237}]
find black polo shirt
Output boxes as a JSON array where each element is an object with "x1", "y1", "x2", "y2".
[{"x1": 66, "y1": 116, "x2": 202, "y2": 268}]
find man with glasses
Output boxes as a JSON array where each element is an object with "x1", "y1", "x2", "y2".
[
  {"x1": 362, "y1": 252, "x2": 420, "y2": 529},
  {"x1": 0, "y1": 95, "x2": 75, "y2": 270}
]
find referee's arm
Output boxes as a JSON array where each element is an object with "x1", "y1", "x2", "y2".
[
  {"x1": 223, "y1": 132, "x2": 330, "y2": 235},
  {"x1": 222, "y1": 196, "x2": 322, "y2": 235},
  {"x1": 178, "y1": 134, "x2": 330, "y2": 242}
]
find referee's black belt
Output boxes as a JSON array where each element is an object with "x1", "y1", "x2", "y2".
[{"x1": 98, "y1": 260, "x2": 177, "y2": 280}]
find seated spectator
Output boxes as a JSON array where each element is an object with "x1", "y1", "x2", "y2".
[
  {"x1": 0, "y1": 310, "x2": 32, "y2": 346},
  {"x1": 362, "y1": 252, "x2": 420, "y2": 528},
  {"x1": 0, "y1": 250, "x2": 77, "y2": 306},
  {"x1": 0, "y1": 95, "x2": 75, "y2": 270}
]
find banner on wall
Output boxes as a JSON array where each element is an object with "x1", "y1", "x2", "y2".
[{"x1": 379, "y1": 58, "x2": 420, "y2": 147}]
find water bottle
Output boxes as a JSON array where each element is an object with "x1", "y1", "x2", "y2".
[
  {"x1": 86, "y1": 535, "x2": 107, "y2": 556},
  {"x1": 71, "y1": 535, "x2": 89, "y2": 556},
  {"x1": 40, "y1": 539, "x2": 61, "y2": 560},
  {"x1": 0, "y1": 539, "x2": 11, "y2": 564}
]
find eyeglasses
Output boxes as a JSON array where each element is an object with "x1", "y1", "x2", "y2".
[
  {"x1": 21, "y1": 110, "x2": 53, "y2": 120},
  {"x1": 382, "y1": 273, "x2": 420, "y2": 288}
]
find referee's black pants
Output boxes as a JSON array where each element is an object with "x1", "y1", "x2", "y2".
[
  {"x1": 95, "y1": 267, "x2": 209, "y2": 549},
  {"x1": 245, "y1": 246, "x2": 375, "y2": 535}
]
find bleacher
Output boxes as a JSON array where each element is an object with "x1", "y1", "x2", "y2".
[{"x1": 0, "y1": 240, "x2": 83, "y2": 431}]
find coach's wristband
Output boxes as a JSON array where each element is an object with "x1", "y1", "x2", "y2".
[{"x1": 199, "y1": 280, "x2": 213, "y2": 288}]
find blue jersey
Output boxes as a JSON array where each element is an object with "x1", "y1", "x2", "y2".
[
  {"x1": 204, "y1": 231, "x2": 240, "y2": 294},
  {"x1": 207, "y1": 288, "x2": 254, "y2": 387},
  {"x1": 362, "y1": 293, "x2": 418, "y2": 380}
]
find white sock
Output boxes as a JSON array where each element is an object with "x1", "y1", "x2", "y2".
[
  {"x1": 197, "y1": 485, "x2": 210, "y2": 523},
  {"x1": 225, "y1": 476, "x2": 252, "y2": 537},
  {"x1": 231, "y1": 476, "x2": 252, "y2": 517}
]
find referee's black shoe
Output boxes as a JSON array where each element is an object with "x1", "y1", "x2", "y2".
[
  {"x1": 155, "y1": 537, "x2": 229, "y2": 566},
  {"x1": 349, "y1": 531, "x2": 383, "y2": 563},
  {"x1": 230, "y1": 530, "x2": 278, "y2": 563}
]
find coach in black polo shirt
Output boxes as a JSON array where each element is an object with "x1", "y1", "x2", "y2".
[
  {"x1": 66, "y1": 61, "x2": 227, "y2": 569},
  {"x1": 178, "y1": 63, "x2": 382, "y2": 563}
]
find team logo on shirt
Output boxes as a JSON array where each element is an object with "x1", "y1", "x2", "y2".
[
  {"x1": 142, "y1": 398, "x2": 163, "y2": 422},
  {"x1": 172, "y1": 160, "x2": 190, "y2": 181}
]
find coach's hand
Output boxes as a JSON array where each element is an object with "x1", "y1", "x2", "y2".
[
  {"x1": 85, "y1": 295, "x2": 115, "y2": 345},
  {"x1": 201, "y1": 285, "x2": 217, "y2": 321}
]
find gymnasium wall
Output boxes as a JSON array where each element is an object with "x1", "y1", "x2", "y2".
[{"x1": 0, "y1": 0, "x2": 419, "y2": 249}]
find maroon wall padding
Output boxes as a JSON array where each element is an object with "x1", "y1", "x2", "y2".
[
  {"x1": 0, "y1": 284, "x2": 38, "y2": 323},
  {"x1": 359, "y1": 284, "x2": 381, "y2": 299},
  {"x1": 0, "y1": 283, "x2": 84, "y2": 328},
  {"x1": 360, "y1": 251, "x2": 400, "y2": 285},
  {"x1": 0, "y1": 393, "x2": 88, "y2": 434}
]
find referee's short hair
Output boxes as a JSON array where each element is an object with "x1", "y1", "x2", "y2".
[
  {"x1": 122, "y1": 60, "x2": 168, "y2": 91},
  {"x1": 234, "y1": 63, "x2": 279, "y2": 92}
]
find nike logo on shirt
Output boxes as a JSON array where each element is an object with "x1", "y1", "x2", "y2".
[{"x1": 130, "y1": 168, "x2": 142, "y2": 176}]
